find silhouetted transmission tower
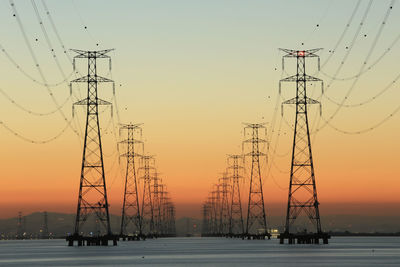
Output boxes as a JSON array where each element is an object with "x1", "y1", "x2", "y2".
[
  {"x1": 67, "y1": 49, "x2": 117, "y2": 246},
  {"x1": 201, "y1": 201, "x2": 211, "y2": 236},
  {"x1": 139, "y1": 155, "x2": 155, "y2": 237},
  {"x1": 218, "y1": 173, "x2": 230, "y2": 236},
  {"x1": 228, "y1": 155, "x2": 244, "y2": 237},
  {"x1": 41, "y1": 211, "x2": 50, "y2": 239},
  {"x1": 152, "y1": 172, "x2": 163, "y2": 236},
  {"x1": 243, "y1": 123, "x2": 269, "y2": 239},
  {"x1": 16, "y1": 212, "x2": 24, "y2": 239},
  {"x1": 278, "y1": 48, "x2": 329, "y2": 244},
  {"x1": 119, "y1": 123, "x2": 143, "y2": 240}
]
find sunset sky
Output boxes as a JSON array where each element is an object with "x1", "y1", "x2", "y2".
[{"x1": 0, "y1": 0, "x2": 399, "y2": 219}]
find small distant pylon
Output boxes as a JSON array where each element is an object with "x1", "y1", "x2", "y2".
[
  {"x1": 16, "y1": 212, "x2": 24, "y2": 239},
  {"x1": 41, "y1": 211, "x2": 50, "y2": 239},
  {"x1": 242, "y1": 123, "x2": 270, "y2": 239},
  {"x1": 227, "y1": 155, "x2": 245, "y2": 237},
  {"x1": 211, "y1": 184, "x2": 221, "y2": 236},
  {"x1": 278, "y1": 48, "x2": 330, "y2": 244},
  {"x1": 218, "y1": 173, "x2": 230, "y2": 236},
  {"x1": 165, "y1": 201, "x2": 176, "y2": 236},
  {"x1": 152, "y1": 172, "x2": 163, "y2": 236},
  {"x1": 158, "y1": 184, "x2": 167, "y2": 236},
  {"x1": 201, "y1": 201, "x2": 211, "y2": 236},
  {"x1": 119, "y1": 123, "x2": 143, "y2": 238},
  {"x1": 139, "y1": 155, "x2": 155, "y2": 237}
]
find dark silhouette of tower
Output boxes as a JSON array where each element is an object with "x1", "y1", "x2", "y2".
[
  {"x1": 165, "y1": 201, "x2": 176, "y2": 236},
  {"x1": 41, "y1": 211, "x2": 50, "y2": 239},
  {"x1": 67, "y1": 49, "x2": 117, "y2": 246},
  {"x1": 227, "y1": 155, "x2": 245, "y2": 237},
  {"x1": 201, "y1": 201, "x2": 211, "y2": 236},
  {"x1": 152, "y1": 172, "x2": 162, "y2": 236},
  {"x1": 158, "y1": 183, "x2": 167, "y2": 236},
  {"x1": 139, "y1": 155, "x2": 155, "y2": 237},
  {"x1": 16, "y1": 212, "x2": 24, "y2": 239},
  {"x1": 243, "y1": 123, "x2": 269, "y2": 239},
  {"x1": 212, "y1": 184, "x2": 221, "y2": 236},
  {"x1": 218, "y1": 173, "x2": 230, "y2": 236},
  {"x1": 119, "y1": 123, "x2": 143, "y2": 239},
  {"x1": 278, "y1": 48, "x2": 329, "y2": 244}
]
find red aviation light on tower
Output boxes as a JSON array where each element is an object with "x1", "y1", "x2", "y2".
[{"x1": 297, "y1": 50, "x2": 305, "y2": 57}]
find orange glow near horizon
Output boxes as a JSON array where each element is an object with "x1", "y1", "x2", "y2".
[{"x1": 0, "y1": 1, "x2": 399, "y2": 220}]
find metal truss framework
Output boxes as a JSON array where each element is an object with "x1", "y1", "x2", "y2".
[
  {"x1": 71, "y1": 49, "x2": 114, "y2": 237},
  {"x1": 228, "y1": 155, "x2": 245, "y2": 236},
  {"x1": 119, "y1": 123, "x2": 143, "y2": 236},
  {"x1": 280, "y1": 48, "x2": 324, "y2": 235},
  {"x1": 139, "y1": 155, "x2": 155, "y2": 235},
  {"x1": 243, "y1": 123, "x2": 268, "y2": 236}
]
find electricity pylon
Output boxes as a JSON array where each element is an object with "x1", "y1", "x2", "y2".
[
  {"x1": 201, "y1": 201, "x2": 211, "y2": 236},
  {"x1": 243, "y1": 123, "x2": 269, "y2": 238},
  {"x1": 152, "y1": 172, "x2": 162, "y2": 236},
  {"x1": 227, "y1": 155, "x2": 245, "y2": 236},
  {"x1": 139, "y1": 155, "x2": 155, "y2": 237},
  {"x1": 279, "y1": 48, "x2": 329, "y2": 244},
  {"x1": 119, "y1": 123, "x2": 143, "y2": 238},
  {"x1": 16, "y1": 212, "x2": 24, "y2": 239},
  {"x1": 211, "y1": 184, "x2": 221, "y2": 235},
  {"x1": 41, "y1": 211, "x2": 50, "y2": 239},
  {"x1": 165, "y1": 201, "x2": 176, "y2": 236},
  {"x1": 68, "y1": 49, "x2": 116, "y2": 246},
  {"x1": 218, "y1": 173, "x2": 231, "y2": 236}
]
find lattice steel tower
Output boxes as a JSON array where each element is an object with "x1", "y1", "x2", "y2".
[
  {"x1": 218, "y1": 173, "x2": 231, "y2": 236},
  {"x1": 139, "y1": 155, "x2": 155, "y2": 236},
  {"x1": 152, "y1": 172, "x2": 163, "y2": 236},
  {"x1": 201, "y1": 201, "x2": 211, "y2": 236},
  {"x1": 41, "y1": 211, "x2": 50, "y2": 239},
  {"x1": 16, "y1": 212, "x2": 24, "y2": 239},
  {"x1": 70, "y1": 49, "x2": 114, "y2": 239},
  {"x1": 228, "y1": 155, "x2": 244, "y2": 236},
  {"x1": 243, "y1": 123, "x2": 269, "y2": 238},
  {"x1": 119, "y1": 123, "x2": 143, "y2": 237},
  {"x1": 279, "y1": 48, "x2": 329, "y2": 244}
]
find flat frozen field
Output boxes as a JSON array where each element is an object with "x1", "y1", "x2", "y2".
[{"x1": 0, "y1": 237, "x2": 399, "y2": 266}]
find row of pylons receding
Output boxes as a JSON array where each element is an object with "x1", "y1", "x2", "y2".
[
  {"x1": 66, "y1": 49, "x2": 176, "y2": 246},
  {"x1": 201, "y1": 49, "x2": 330, "y2": 245}
]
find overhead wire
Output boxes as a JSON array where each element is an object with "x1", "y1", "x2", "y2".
[
  {"x1": 314, "y1": 0, "x2": 396, "y2": 134},
  {"x1": 7, "y1": 0, "x2": 80, "y2": 142},
  {"x1": 0, "y1": 43, "x2": 74, "y2": 87},
  {"x1": 322, "y1": 0, "x2": 395, "y2": 106},
  {"x1": 71, "y1": 0, "x2": 99, "y2": 47},
  {"x1": 0, "y1": 86, "x2": 71, "y2": 116},
  {"x1": 0, "y1": 117, "x2": 73, "y2": 144}
]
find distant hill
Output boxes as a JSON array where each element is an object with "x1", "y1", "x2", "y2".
[{"x1": 1, "y1": 212, "x2": 399, "y2": 239}]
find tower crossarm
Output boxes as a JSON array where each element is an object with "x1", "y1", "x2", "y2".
[
  {"x1": 70, "y1": 48, "x2": 114, "y2": 58},
  {"x1": 71, "y1": 75, "x2": 114, "y2": 83},
  {"x1": 280, "y1": 74, "x2": 321, "y2": 83},
  {"x1": 279, "y1": 48, "x2": 322, "y2": 57},
  {"x1": 282, "y1": 97, "x2": 320, "y2": 105}
]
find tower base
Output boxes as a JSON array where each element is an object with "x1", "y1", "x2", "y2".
[
  {"x1": 66, "y1": 234, "x2": 118, "y2": 246},
  {"x1": 278, "y1": 232, "x2": 330, "y2": 244}
]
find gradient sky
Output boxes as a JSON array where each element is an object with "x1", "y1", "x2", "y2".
[{"x1": 0, "y1": 0, "x2": 399, "y2": 219}]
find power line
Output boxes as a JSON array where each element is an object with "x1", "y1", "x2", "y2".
[
  {"x1": 0, "y1": 86, "x2": 72, "y2": 116},
  {"x1": 322, "y1": 101, "x2": 400, "y2": 135},
  {"x1": 314, "y1": 0, "x2": 396, "y2": 134},
  {"x1": 0, "y1": 43, "x2": 74, "y2": 87},
  {"x1": 0, "y1": 118, "x2": 73, "y2": 144},
  {"x1": 71, "y1": 0, "x2": 99, "y2": 47},
  {"x1": 322, "y1": 0, "x2": 396, "y2": 104},
  {"x1": 8, "y1": 0, "x2": 80, "y2": 137}
]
